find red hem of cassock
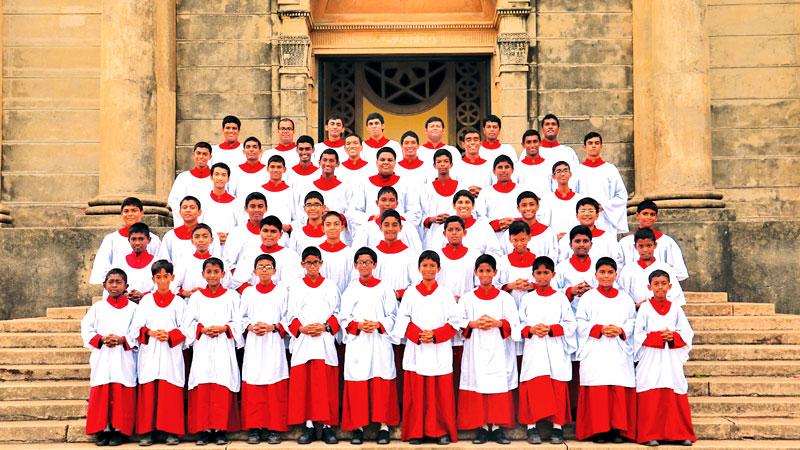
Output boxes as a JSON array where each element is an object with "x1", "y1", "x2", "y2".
[
  {"x1": 241, "y1": 380, "x2": 289, "y2": 431},
  {"x1": 86, "y1": 383, "x2": 136, "y2": 436},
  {"x1": 575, "y1": 385, "x2": 637, "y2": 441},
  {"x1": 136, "y1": 380, "x2": 185, "y2": 435},
  {"x1": 456, "y1": 390, "x2": 515, "y2": 430},
  {"x1": 341, "y1": 378, "x2": 400, "y2": 430},
  {"x1": 402, "y1": 371, "x2": 458, "y2": 442},
  {"x1": 187, "y1": 383, "x2": 241, "y2": 433},
  {"x1": 518, "y1": 376, "x2": 571, "y2": 426},
  {"x1": 637, "y1": 389, "x2": 696, "y2": 443},
  {"x1": 287, "y1": 360, "x2": 339, "y2": 425}
]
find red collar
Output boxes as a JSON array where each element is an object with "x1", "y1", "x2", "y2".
[
  {"x1": 292, "y1": 163, "x2": 319, "y2": 176},
  {"x1": 463, "y1": 216, "x2": 476, "y2": 228},
  {"x1": 582, "y1": 158, "x2": 605, "y2": 168},
  {"x1": 210, "y1": 191, "x2": 236, "y2": 203},
  {"x1": 422, "y1": 141, "x2": 445, "y2": 150},
  {"x1": 481, "y1": 140, "x2": 501, "y2": 150},
  {"x1": 416, "y1": 281, "x2": 438, "y2": 296},
  {"x1": 274, "y1": 142, "x2": 296, "y2": 152},
  {"x1": 246, "y1": 220, "x2": 260, "y2": 235},
  {"x1": 441, "y1": 244, "x2": 468, "y2": 260},
  {"x1": 193, "y1": 250, "x2": 212, "y2": 259},
  {"x1": 515, "y1": 220, "x2": 548, "y2": 237},
  {"x1": 534, "y1": 285, "x2": 557, "y2": 296},
  {"x1": 554, "y1": 189, "x2": 576, "y2": 201},
  {"x1": 302, "y1": 222, "x2": 324, "y2": 237},
  {"x1": 474, "y1": 286, "x2": 500, "y2": 300},
  {"x1": 126, "y1": 251, "x2": 154, "y2": 269},
  {"x1": 153, "y1": 291, "x2": 175, "y2": 307},
  {"x1": 256, "y1": 282, "x2": 276, "y2": 294},
  {"x1": 342, "y1": 158, "x2": 368, "y2": 170},
  {"x1": 239, "y1": 161, "x2": 266, "y2": 173},
  {"x1": 637, "y1": 258, "x2": 656, "y2": 269},
  {"x1": 650, "y1": 298, "x2": 672, "y2": 315},
  {"x1": 359, "y1": 276, "x2": 381, "y2": 287},
  {"x1": 319, "y1": 240, "x2": 346, "y2": 252},
  {"x1": 591, "y1": 227, "x2": 605, "y2": 237},
  {"x1": 174, "y1": 225, "x2": 193, "y2": 240},
  {"x1": 597, "y1": 286, "x2": 619, "y2": 298},
  {"x1": 569, "y1": 255, "x2": 592, "y2": 272},
  {"x1": 432, "y1": 179, "x2": 458, "y2": 197},
  {"x1": 200, "y1": 287, "x2": 227, "y2": 298},
  {"x1": 260, "y1": 244, "x2": 284, "y2": 254},
  {"x1": 323, "y1": 138, "x2": 344, "y2": 147},
  {"x1": 261, "y1": 180, "x2": 289, "y2": 192},
  {"x1": 521, "y1": 155, "x2": 546, "y2": 166},
  {"x1": 508, "y1": 250, "x2": 536, "y2": 268},
  {"x1": 313, "y1": 176, "x2": 342, "y2": 191},
  {"x1": 364, "y1": 136, "x2": 389, "y2": 148},
  {"x1": 219, "y1": 140, "x2": 240, "y2": 150},
  {"x1": 398, "y1": 158, "x2": 424, "y2": 170},
  {"x1": 644, "y1": 227, "x2": 664, "y2": 240},
  {"x1": 106, "y1": 295, "x2": 129, "y2": 309},
  {"x1": 376, "y1": 239, "x2": 408, "y2": 254},
  {"x1": 189, "y1": 166, "x2": 210, "y2": 178},
  {"x1": 368, "y1": 173, "x2": 400, "y2": 187},
  {"x1": 118, "y1": 226, "x2": 130, "y2": 238},
  {"x1": 462, "y1": 155, "x2": 487, "y2": 165},
  {"x1": 303, "y1": 275, "x2": 324, "y2": 288},
  {"x1": 541, "y1": 139, "x2": 559, "y2": 148},
  {"x1": 492, "y1": 181, "x2": 516, "y2": 193}
]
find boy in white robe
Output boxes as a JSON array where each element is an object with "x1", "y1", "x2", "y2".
[
  {"x1": 111, "y1": 222, "x2": 156, "y2": 302},
  {"x1": 499, "y1": 191, "x2": 559, "y2": 259},
  {"x1": 419, "y1": 116, "x2": 462, "y2": 166},
  {"x1": 260, "y1": 118, "x2": 298, "y2": 168},
  {"x1": 458, "y1": 254, "x2": 519, "y2": 444},
  {"x1": 421, "y1": 148, "x2": 466, "y2": 247},
  {"x1": 287, "y1": 246, "x2": 342, "y2": 444},
  {"x1": 454, "y1": 128, "x2": 493, "y2": 197},
  {"x1": 313, "y1": 114, "x2": 346, "y2": 162},
  {"x1": 157, "y1": 196, "x2": 221, "y2": 263},
  {"x1": 393, "y1": 251, "x2": 465, "y2": 444},
  {"x1": 556, "y1": 197, "x2": 624, "y2": 268},
  {"x1": 173, "y1": 224, "x2": 229, "y2": 296},
  {"x1": 222, "y1": 192, "x2": 268, "y2": 271},
  {"x1": 478, "y1": 115, "x2": 518, "y2": 164},
  {"x1": 354, "y1": 147, "x2": 422, "y2": 228},
  {"x1": 618, "y1": 228, "x2": 686, "y2": 307},
  {"x1": 362, "y1": 112, "x2": 402, "y2": 162},
  {"x1": 350, "y1": 186, "x2": 422, "y2": 253},
  {"x1": 254, "y1": 156, "x2": 296, "y2": 229},
  {"x1": 373, "y1": 209, "x2": 420, "y2": 301},
  {"x1": 167, "y1": 142, "x2": 213, "y2": 227},
  {"x1": 89, "y1": 197, "x2": 161, "y2": 285},
  {"x1": 518, "y1": 256, "x2": 576, "y2": 445},
  {"x1": 210, "y1": 115, "x2": 244, "y2": 168},
  {"x1": 539, "y1": 161, "x2": 584, "y2": 240},
  {"x1": 294, "y1": 149, "x2": 355, "y2": 243},
  {"x1": 620, "y1": 201, "x2": 689, "y2": 281},
  {"x1": 426, "y1": 190, "x2": 503, "y2": 258},
  {"x1": 81, "y1": 269, "x2": 138, "y2": 446},
  {"x1": 287, "y1": 135, "x2": 320, "y2": 186},
  {"x1": 575, "y1": 257, "x2": 637, "y2": 443},
  {"x1": 633, "y1": 270, "x2": 696, "y2": 446},
  {"x1": 232, "y1": 216, "x2": 303, "y2": 290},
  {"x1": 475, "y1": 155, "x2": 526, "y2": 238},
  {"x1": 319, "y1": 211, "x2": 354, "y2": 294},
  {"x1": 573, "y1": 131, "x2": 629, "y2": 235},
  {"x1": 200, "y1": 163, "x2": 240, "y2": 248},
  {"x1": 131, "y1": 260, "x2": 186, "y2": 445},
  {"x1": 537, "y1": 113, "x2": 580, "y2": 169},
  {"x1": 229, "y1": 136, "x2": 267, "y2": 199},
  {"x1": 515, "y1": 129, "x2": 553, "y2": 199},
  {"x1": 498, "y1": 220, "x2": 537, "y2": 310},
  {"x1": 396, "y1": 130, "x2": 436, "y2": 184},
  {"x1": 240, "y1": 254, "x2": 290, "y2": 444},
  {"x1": 339, "y1": 133, "x2": 372, "y2": 184},
  {"x1": 182, "y1": 258, "x2": 243, "y2": 445},
  {"x1": 340, "y1": 247, "x2": 399, "y2": 444},
  {"x1": 288, "y1": 191, "x2": 327, "y2": 255}
]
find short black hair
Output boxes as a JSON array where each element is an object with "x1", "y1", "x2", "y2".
[
  {"x1": 319, "y1": 148, "x2": 340, "y2": 163},
  {"x1": 517, "y1": 190, "x2": 539, "y2": 206},
  {"x1": 151, "y1": 259, "x2": 173, "y2": 276},
  {"x1": 194, "y1": 141, "x2": 213, "y2": 153},
  {"x1": 304, "y1": 190, "x2": 325, "y2": 205},
  {"x1": 425, "y1": 116, "x2": 445, "y2": 128},
  {"x1": 493, "y1": 155, "x2": 514, "y2": 170},
  {"x1": 120, "y1": 197, "x2": 144, "y2": 212},
  {"x1": 211, "y1": 162, "x2": 231, "y2": 177},
  {"x1": 532, "y1": 256, "x2": 555, "y2": 272},
  {"x1": 222, "y1": 115, "x2": 241, "y2": 129},
  {"x1": 595, "y1": 257, "x2": 617, "y2": 272},
  {"x1": 461, "y1": 127, "x2": 480, "y2": 140},
  {"x1": 576, "y1": 197, "x2": 600, "y2": 214},
  {"x1": 521, "y1": 129, "x2": 541, "y2": 143},
  {"x1": 541, "y1": 113, "x2": 560, "y2": 126},
  {"x1": 508, "y1": 220, "x2": 531, "y2": 236},
  {"x1": 267, "y1": 155, "x2": 286, "y2": 167},
  {"x1": 433, "y1": 148, "x2": 453, "y2": 164},
  {"x1": 245, "y1": 191, "x2": 267, "y2": 208},
  {"x1": 377, "y1": 186, "x2": 398, "y2": 200},
  {"x1": 323, "y1": 210, "x2": 344, "y2": 223},
  {"x1": 552, "y1": 160, "x2": 570, "y2": 174},
  {"x1": 380, "y1": 209, "x2": 401, "y2": 224},
  {"x1": 474, "y1": 254, "x2": 497, "y2": 271},
  {"x1": 376, "y1": 147, "x2": 396, "y2": 160},
  {"x1": 482, "y1": 114, "x2": 501, "y2": 128},
  {"x1": 443, "y1": 215, "x2": 465, "y2": 230},
  {"x1": 297, "y1": 135, "x2": 314, "y2": 147},
  {"x1": 302, "y1": 246, "x2": 322, "y2": 261},
  {"x1": 634, "y1": 227, "x2": 657, "y2": 243},
  {"x1": 366, "y1": 112, "x2": 385, "y2": 125},
  {"x1": 260, "y1": 215, "x2": 283, "y2": 231},
  {"x1": 105, "y1": 268, "x2": 128, "y2": 284},
  {"x1": 637, "y1": 200, "x2": 658, "y2": 214},
  {"x1": 243, "y1": 136, "x2": 262, "y2": 148},
  {"x1": 345, "y1": 132, "x2": 363, "y2": 144},
  {"x1": 192, "y1": 223, "x2": 212, "y2": 235},
  {"x1": 452, "y1": 189, "x2": 475, "y2": 205},
  {"x1": 354, "y1": 246, "x2": 377, "y2": 264},
  {"x1": 583, "y1": 131, "x2": 602, "y2": 145},
  {"x1": 418, "y1": 250, "x2": 440, "y2": 268},
  {"x1": 570, "y1": 225, "x2": 593, "y2": 242},
  {"x1": 648, "y1": 269, "x2": 671, "y2": 284},
  {"x1": 255, "y1": 253, "x2": 276, "y2": 269},
  {"x1": 401, "y1": 130, "x2": 419, "y2": 144},
  {"x1": 326, "y1": 113, "x2": 344, "y2": 124},
  {"x1": 128, "y1": 222, "x2": 150, "y2": 237},
  {"x1": 278, "y1": 117, "x2": 295, "y2": 129},
  {"x1": 202, "y1": 257, "x2": 225, "y2": 271},
  {"x1": 180, "y1": 195, "x2": 201, "y2": 209}
]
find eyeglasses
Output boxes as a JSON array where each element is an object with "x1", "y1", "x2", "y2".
[
  {"x1": 305, "y1": 202, "x2": 323, "y2": 208},
  {"x1": 302, "y1": 261, "x2": 322, "y2": 267},
  {"x1": 554, "y1": 169, "x2": 570, "y2": 175},
  {"x1": 355, "y1": 260, "x2": 374, "y2": 267},
  {"x1": 278, "y1": 127, "x2": 294, "y2": 131},
  {"x1": 578, "y1": 209, "x2": 597, "y2": 214},
  {"x1": 255, "y1": 265, "x2": 274, "y2": 271}
]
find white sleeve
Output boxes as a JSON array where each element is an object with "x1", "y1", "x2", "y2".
[{"x1": 89, "y1": 235, "x2": 114, "y2": 285}]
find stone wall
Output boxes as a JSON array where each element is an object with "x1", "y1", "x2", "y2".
[
  {"x1": 707, "y1": 0, "x2": 800, "y2": 219},
  {"x1": 1, "y1": 0, "x2": 101, "y2": 226}
]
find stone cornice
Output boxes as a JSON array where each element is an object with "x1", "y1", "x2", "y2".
[{"x1": 311, "y1": 23, "x2": 495, "y2": 31}]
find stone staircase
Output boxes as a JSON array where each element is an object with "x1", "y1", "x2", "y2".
[{"x1": 0, "y1": 292, "x2": 800, "y2": 448}]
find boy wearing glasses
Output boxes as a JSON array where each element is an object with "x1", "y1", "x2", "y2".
[
  {"x1": 540, "y1": 161, "x2": 585, "y2": 240},
  {"x1": 289, "y1": 191, "x2": 328, "y2": 254},
  {"x1": 556, "y1": 198, "x2": 624, "y2": 268},
  {"x1": 262, "y1": 118, "x2": 299, "y2": 168},
  {"x1": 232, "y1": 216, "x2": 302, "y2": 289}
]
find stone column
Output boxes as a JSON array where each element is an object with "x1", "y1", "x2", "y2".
[
  {"x1": 0, "y1": 1, "x2": 12, "y2": 227},
  {"x1": 84, "y1": 0, "x2": 172, "y2": 226},
  {"x1": 496, "y1": 4, "x2": 531, "y2": 155},
  {"x1": 277, "y1": 3, "x2": 312, "y2": 135}
]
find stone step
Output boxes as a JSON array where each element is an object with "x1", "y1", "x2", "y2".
[
  {"x1": 690, "y1": 376, "x2": 800, "y2": 397},
  {"x1": 0, "y1": 420, "x2": 79, "y2": 444},
  {"x1": 694, "y1": 330, "x2": 800, "y2": 345},
  {"x1": 45, "y1": 307, "x2": 88, "y2": 320},
  {"x1": 731, "y1": 417, "x2": 800, "y2": 440},
  {"x1": 0, "y1": 365, "x2": 90, "y2": 382},
  {"x1": 688, "y1": 315, "x2": 800, "y2": 331},
  {"x1": 684, "y1": 302, "x2": 775, "y2": 316},
  {"x1": 692, "y1": 345, "x2": 800, "y2": 361},
  {"x1": 686, "y1": 291, "x2": 729, "y2": 304},
  {"x1": 0, "y1": 400, "x2": 86, "y2": 422},
  {"x1": 0, "y1": 381, "x2": 88, "y2": 401},
  {"x1": 0, "y1": 319, "x2": 80, "y2": 333},
  {"x1": 0, "y1": 348, "x2": 88, "y2": 365},
  {"x1": 686, "y1": 360, "x2": 800, "y2": 377},
  {"x1": 692, "y1": 396, "x2": 800, "y2": 417},
  {"x1": 0, "y1": 333, "x2": 82, "y2": 348}
]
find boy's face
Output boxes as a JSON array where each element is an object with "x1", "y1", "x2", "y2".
[
  {"x1": 648, "y1": 275, "x2": 672, "y2": 299},
  {"x1": 523, "y1": 135, "x2": 541, "y2": 156},
  {"x1": 297, "y1": 142, "x2": 314, "y2": 163},
  {"x1": 376, "y1": 193, "x2": 398, "y2": 213},
  {"x1": 243, "y1": 140, "x2": 263, "y2": 162},
  {"x1": 103, "y1": 274, "x2": 127, "y2": 297},
  {"x1": 260, "y1": 225, "x2": 282, "y2": 247},
  {"x1": 203, "y1": 264, "x2": 224, "y2": 288},
  {"x1": 418, "y1": 259, "x2": 440, "y2": 281},
  {"x1": 595, "y1": 265, "x2": 617, "y2": 288},
  {"x1": 326, "y1": 119, "x2": 344, "y2": 138},
  {"x1": 453, "y1": 197, "x2": 474, "y2": 218},
  {"x1": 425, "y1": 121, "x2": 444, "y2": 141},
  {"x1": 267, "y1": 162, "x2": 286, "y2": 181},
  {"x1": 542, "y1": 118, "x2": 559, "y2": 140},
  {"x1": 434, "y1": 155, "x2": 452, "y2": 175},
  {"x1": 319, "y1": 153, "x2": 339, "y2": 176},
  {"x1": 304, "y1": 197, "x2": 325, "y2": 220},
  {"x1": 474, "y1": 262, "x2": 496, "y2": 286},
  {"x1": 518, "y1": 197, "x2": 539, "y2": 220},
  {"x1": 509, "y1": 232, "x2": 531, "y2": 253},
  {"x1": 192, "y1": 147, "x2": 211, "y2": 168},
  {"x1": 376, "y1": 152, "x2": 396, "y2": 176},
  {"x1": 584, "y1": 137, "x2": 602, "y2": 159},
  {"x1": 179, "y1": 200, "x2": 201, "y2": 223},
  {"x1": 301, "y1": 255, "x2": 323, "y2": 277},
  {"x1": 444, "y1": 221, "x2": 465, "y2": 246},
  {"x1": 571, "y1": 234, "x2": 592, "y2": 257},
  {"x1": 482, "y1": 121, "x2": 500, "y2": 141},
  {"x1": 121, "y1": 205, "x2": 145, "y2": 227},
  {"x1": 152, "y1": 269, "x2": 174, "y2": 292},
  {"x1": 533, "y1": 266, "x2": 554, "y2": 287},
  {"x1": 323, "y1": 215, "x2": 343, "y2": 239},
  {"x1": 354, "y1": 254, "x2": 375, "y2": 279},
  {"x1": 494, "y1": 161, "x2": 513, "y2": 182},
  {"x1": 462, "y1": 133, "x2": 481, "y2": 155},
  {"x1": 254, "y1": 259, "x2": 276, "y2": 283},
  {"x1": 552, "y1": 164, "x2": 571, "y2": 185},
  {"x1": 222, "y1": 123, "x2": 239, "y2": 143},
  {"x1": 380, "y1": 217, "x2": 402, "y2": 241},
  {"x1": 401, "y1": 137, "x2": 419, "y2": 159},
  {"x1": 636, "y1": 209, "x2": 658, "y2": 229},
  {"x1": 635, "y1": 238, "x2": 657, "y2": 261},
  {"x1": 211, "y1": 167, "x2": 229, "y2": 189},
  {"x1": 576, "y1": 205, "x2": 598, "y2": 227},
  {"x1": 245, "y1": 200, "x2": 267, "y2": 222},
  {"x1": 344, "y1": 136, "x2": 362, "y2": 159},
  {"x1": 366, "y1": 119, "x2": 384, "y2": 138},
  {"x1": 277, "y1": 120, "x2": 294, "y2": 143},
  {"x1": 128, "y1": 232, "x2": 150, "y2": 254},
  {"x1": 192, "y1": 228, "x2": 213, "y2": 253}
]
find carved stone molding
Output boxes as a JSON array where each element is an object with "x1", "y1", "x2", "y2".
[
  {"x1": 496, "y1": 7, "x2": 532, "y2": 17},
  {"x1": 278, "y1": 10, "x2": 310, "y2": 19},
  {"x1": 497, "y1": 33, "x2": 530, "y2": 65},
  {"x1": 278, "y1": 35, "x2": 310, "y2": 67}
]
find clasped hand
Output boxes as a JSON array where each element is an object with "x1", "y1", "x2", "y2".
[
  {"x1": 300, "y1": 323, "x2": 326, "y2": 337},
  {"x1": 147, "y1": 329, "x2": 169, "y2": 342},
  {"x1": 248, "y1": 322, "x2": 275, "y2": 336},
  {"x1": 357, "y1": 320, "x2": 381, "y2": 334},
  {"x1": 469, "y1": 314, "x2": 502, "y2": 331}
]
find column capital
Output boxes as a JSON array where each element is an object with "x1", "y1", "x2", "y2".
[
  {"x1": 278, "y1": 35, "x2": 311, "y2": 68},
  {"x1": 497, "y1": 32, "x2": 530, "y2": 67}
]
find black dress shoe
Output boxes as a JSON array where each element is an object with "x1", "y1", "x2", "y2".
[
  {"x1": 550, "y1": 428, "x2": 564, "y2": 444},
  {"x1": 592, "y1": 432, "x2": 608, "y2": 443},
  {"x1": 492, "y1": 428, "x2": 510, "y2": 444},
  {"x1": 165, "y1": 434, "x2": 180, "y2": 445},
  {"x1": 321, "y1": 426, "x2": 338, "y2": 444},
  {"x1": 679, "y1": 440, "x2": 693, "y2": 446},
  {"x1": 214, "y1": 431, "x2": 229, "y2": 445},
  {"x1": 95, "y1": 432, "x2": 110, "y2": 447},
  {"x1": 196, "y1": 431, "x2": 210, "y2": 446},
  {"x1": 472, "y1": 428, "x2": 489, "y2": 444},
  {"x1": 265, "y1": 430, "x2": 282, "y2": 444},
  {"x1": 643, "y1": 440, "x2": 659, "y2": 446},
  {"x1": 526, "y1": 428, "x2": 542, "y2": 444},
  {"x1": 139, "y1": 432, "x2": 154, "y2": 446},
  {"x1": 350, "y1": 428, "x2": 364, "y2": 445},
  {"x1": 409, "y1": 438, "x2": 422, "y2": 445},
  {"x1": 376, "y1": 429, "x2": 391, "y2": 444},
  {"x1": 298, "y1": 426, "x2": 316, "y2": 444},
  {"x1": 247, "y1": 429, "x2": 261, "y2": 444},
  {"x1": 437, "y1": 435, "x2": 451, "y2": 445},
  {"x1": 611, "y1": 429, "x2": 624, "y2": 443},
  {"x1": 108, "y1": 432, "x2": 124, "y2": 447}
]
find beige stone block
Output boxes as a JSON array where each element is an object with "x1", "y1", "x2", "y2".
[
  {"x1": 2, "y1": 14, "x2": 100, "y2": 46},
  {"x1": 711, "y1": 35, "x2": 799, "y2": 68},
  {"x1": 538, "y1": 89, "x2": 632, "y2": 116},
  {"x1": 2, "y1": 143, "x2": 99, "y2": 173},
  {"x1": 177, "y1": 0, "x2": 266, "y2": 14},
  {"x1": 2, "y1": 173, "x2": 97, "y2": 203},
  {"x1": 0, "y1": 420, "x2": 71, "y2": 443},
  {"x1": 177, "y1": 92, "x2": 271, "y2": 120},
  {"x1": 177, "y1": 67, "x2": 271, "y2": 93},
  {"x1": 712, "y1": 127, "x2": 800, "y2": 157},
  {"x1": 538, "y1": 64, "x2": 631, "y2": 90},
  {"x1": 279, "y1": 89, "x2": 308, "y2": 116},
  {"x1": 177, "y1": 14, "x2": 268, "y2": 40},
  {"x1": 3, "y1": 0, "x2": 99, "y2": 14},
  {"x1": 712, "y1": 156, "x2": 800, "y2": 188},
  {"x1": 2, "y1": 47, "x2": 99, "y2": 78},
  {"x1": 177, "y1": 41, "x2": 270, "y2": 67},
  {"x1": 2, "y1": 78, "x2": 99, "y2": 109},
  {"x1": 554, "y1": 116, "x2": 633, "y2": 144},
  {"x1": 538, "y1": 0, "x2": 631, "y2": 12},
  {"x1": 2, "y1": 109, "x2": 99, "y2": 141},
  {"x1": 711, "y1": 67, "x2": 800, "y2": 99},
  {"x1": 279, "y1": 73, "x2": 308, "y2": 91},
  {"x1": 175, "y1": 118, "x2": 271, "y2": 145},
  {"x1": 712, "y1": 98, "x2": 800, "y2": 128},
  {"x1": 707, "y1": 3, "x2": 799, "y2": 36},
  {"x1": 175, "y1": 145, "x2": 195, "y2": 171},
  {"x1": 538, "y1": 38, "x2": 632, "y2": 65},
  {"x1": 537, "y1": 12, "x2": 631, "y2": 39},
  {"x1": 718, "y1": 186, "x2": 800, "y2": 219}
]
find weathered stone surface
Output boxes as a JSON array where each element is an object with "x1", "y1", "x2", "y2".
[
  {"x1": 691, "y1": 396, "x2": 800, "y2": 417},
  {"x1": 684, "y1": 302, "x2": 775, "y2": 316},
  {"x1": 0, "y1": 333, "x2": 82, "y2": 348},
  {"x1": 176, "y1": 14, "x2": 268, "y2": 40},
  {"x1": 0, "y1": 400, "x2": 85, "y2": 421},
  {"x1": 713, "y1": 156, "x2": 800, "y2": 189},
  {"x1": 719, "y1": 187, "x2": 800, "y2": 220},
  {"x1": 176, "y1": 119, "x2": 272, "y2": 146},
  {"x1": 712, "y1": 99, "x2": 800, "y2": 129},
  {"x1": 2, "y1": 143, "x2": 99, "y2": 173},
  {"x1": 177, "y1": 41, "x2": 271, "y2": 67},
  {"x1": 689, "y1": 315, "x2": 800, "y2": 332},
  {"x1": 538, "y1": 0, "x2": 631, "y2": 12},
  {"x1": 0, "y1": 364, "x2": 89, "y2": 382},
  {"x1": 2, "y1": 14, "x2": 100, "y2": 46},
  {"x1": 0, "y1": 381, "x2": 87, "y2": 401},
  {"x1": 686, "y1": 360, "x2": 800, "y2": 377},
  {"x1": 711, "y1": 35, "x2": 799, "y2": 67},
  {"x1": 538, "y1": 13, "x2": 631, "y2": 39},
  {"x1": 2, "y1": 47, "x2": 99, "y2": 78},
  {"x1": 0, "y1": 348, "x2": 87, "y2": 366},
  {"x1": 712, "y1": 128, "x2": 800, "y2": 157},
  {"x1": 177, "y1": 67, "x2": 271, "y2": 93},
  {"x1": 538, "y1": 39, "x2": 632, "y2": 64},
  {"x1": 687, "y1": 292, "x2": 729, "y2": 303},
  {"x1": 711, "y1": 67, "x2": 799, "y2": 100},
  {"x1": 547, "y1": 116, "x2": 633, "y2": 146},
  {"x1": 3, "y1": 0, "x2": 100, "y2": 14},
  {"x1": 177, "y1": 93, "x2": 271, "y2": 119},
  {"x1": 539, "y1": 90, "x2": 633, "y2": 116},
  {"x1": 538, "y1": 64, "x2": 631, "y2": 90},
  {"x1": 707, "y1": 3, "x2": 799, "y2": 36},
  {"x1": 177, "y1": 0, "x2": 266, "y2": 14},
  {"x1": 2, "y1": 174, "x2": 97, "y2": 204},
  {"x1": 2, "y1": 78, "x2": 99, "y2": 109},
  {"x1": 2, "y1": 110, "x2": 99, "y2": 142},
  {"x1": 694, "y1": 330, "x2": 800, "y2": 345},
  {"x1": 691, "y1": 345, "x2": 800, "y2": 361}
]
